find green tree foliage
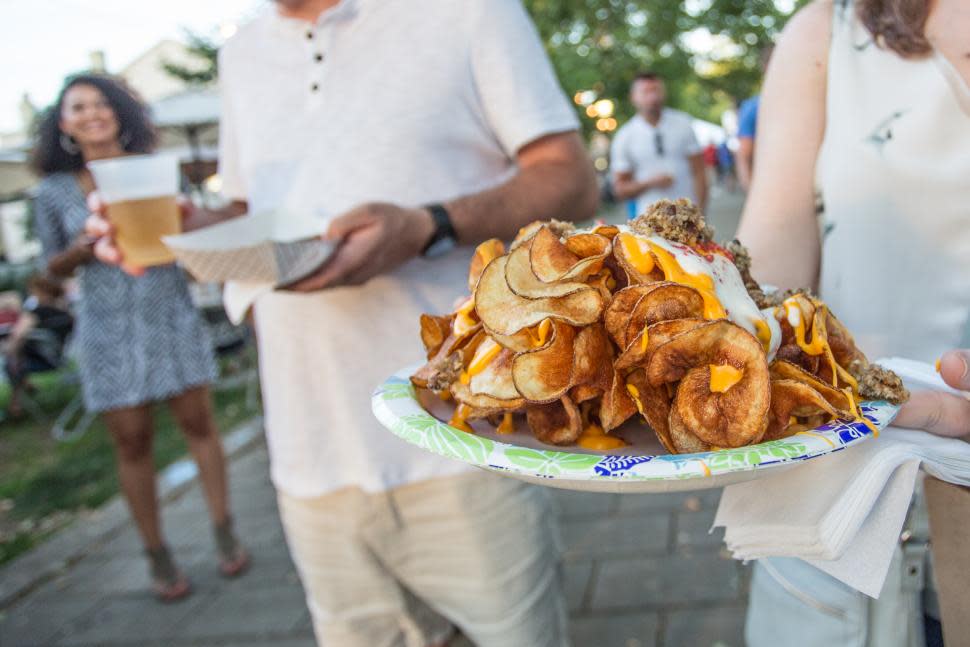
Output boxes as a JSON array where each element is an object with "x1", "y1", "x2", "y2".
[
  {"x1": 162, "y1": 30, "x2": 219, "y2": 86},
  {"x1": 524, "y1": 0, "x2": 808, "y2": 133}
]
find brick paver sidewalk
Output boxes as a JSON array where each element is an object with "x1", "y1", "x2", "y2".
[{"x1": 0, "y1": 440, "x2": 748, "y2": 647}]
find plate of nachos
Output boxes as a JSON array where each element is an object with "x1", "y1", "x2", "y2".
[{"x1": 371, "y1": 200, "x2": 908, "y2": 492}]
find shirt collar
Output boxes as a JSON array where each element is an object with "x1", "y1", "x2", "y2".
[
  {"x1": 636, "y1": 109, "x2": 667, "y2": 130},
  {"x1": 268, "y1": 0, "x2": 362, "y2": 36}
]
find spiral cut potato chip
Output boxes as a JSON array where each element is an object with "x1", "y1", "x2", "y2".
[
  {"x1": 764, "y1": 379, "x2": 842, "y2": 442},
  {"x1": 646, "y1": 320, "x2": 770, "y2": 448},
  {"x1": 411, "y1": 199, "x2": 908, "y2": 452},
  {"x1": 476, "y1": 255, "x2": 607, "y2": 336}
]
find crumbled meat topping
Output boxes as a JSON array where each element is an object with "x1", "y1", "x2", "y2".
[
  {"x1": 427, "y1": 353, "x2": 463, "y2": 392},
  {"x1": 726, "y1": 239, "x2": 752, "y2": 276},
  {"x1": 750, "y1": 288, "x2": 774, "y2": 309},
  {"x1": 724, "y1": 239, "x2": 769, "y2": 304},
  {"x1": 758, "y1": 287, "x2": 817, "y2": 308},
  {"x1": 756, "y1": 291, "x2": 785, "y2": 308},
  {"x1": 631, "y1": 199, "x2": 713, "y2": 246},
  {"x1": 855, "y1": 363, "x2": 910, "y2": 405},
  {"x1": 546, "y1": 219, "x2": 576, "y2": 238}
]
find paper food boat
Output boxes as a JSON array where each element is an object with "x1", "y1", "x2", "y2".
[{"x1": 164, "y1": 210, "x2": 334, "y2": 285}]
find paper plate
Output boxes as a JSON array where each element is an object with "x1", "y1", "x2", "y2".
[{"x1": 372, "y1": 365, "x2": 900, "y2": 493}]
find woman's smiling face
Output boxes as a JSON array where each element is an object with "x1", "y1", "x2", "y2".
[{"x1": 59, "y1": 83, "x2": 121, "y2": 147}]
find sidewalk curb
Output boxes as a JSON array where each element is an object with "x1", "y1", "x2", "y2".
[{"x1": 0, "y1": 416, "x2": 264, "y2": 609}]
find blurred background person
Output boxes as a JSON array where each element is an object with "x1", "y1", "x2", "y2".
[
  {"x1": 0, "y1": 274, "x2": 72, "y2": 419},
  {"x1": 702, "y1": 140, "x2": 718, "y2": 186},
  {"x1": 611, "y1": 71, "x2": 708, "y2": 217},
  {"x1": 30, "y1": 74, "x2": 248, "y2": 602},
  {"x1": 715, "y1": 138, "x2": 737, "y2": 193},
  {"x1": 735, "y1": 45, "x2": 774, "y2": 192},
  {"x1": 736, "y1": 0, "x2": 970, "y2": 644}
]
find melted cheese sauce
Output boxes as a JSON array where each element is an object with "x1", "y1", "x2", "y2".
[
  {"x1": 626, "y1": 383, "x2": 647, "y2": 418},
  {"x1": 639, "y1": 324, "x2": 650, "y2": 352},
  {"x1": 618, "y1": 233, "x2": 656, "y2": 275},
  {"x1": 448, "y1": 404, "x2": 474, "y2": 433},
  {"x1": 784, "y1": 300, "x2": 826, "y2": 355},
  {"x1": 453, "y1": 296, "x2": 477, "y2": 337},
  {"x1": 617, "y1": 229, "x2": 782, "y2": 360},
  {"x1": 475, "y1": 239, "x2": 505, "y2": 267},
  {"x1": 577, "y1": 401, "x2": 626, "y2": 450},
  {"x1": 460, "y1": 337, "x2": 502, "y2": 385},
  {"x1": 709, "y1": 364, "x2": 744, "y2": 393},
  {"x1": 497, "y1": 412, "x2": 515, "y2": 434},
  {"x1": 528, "y1": 318, "x2": 552, "y2": 348},
  {"x1": 577, "y1": 423, "x2": 627, "y2": 450},
  {"x1": 836, "y1": 363, "x2": 859, "y2": 392},
  {"x1": 453, "y1": 319, "x2": 553, "y2": 430},
  {"x1": 646, "y1": 241, "x2": 726, "y2": 320},
  {"x1": 753, "y1": 318, "x2": 773, "y2": 353},
  {"x1": 843, "y1": 388, "x2": 879, "y2": 436},
  {"x1": 460, "y1": 319, "x2": 551, "y2": 387},
  {"x1": 780, "y1": 298, "x2": 857, "y2": 392}
]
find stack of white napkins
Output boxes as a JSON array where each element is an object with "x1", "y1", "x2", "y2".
[{"x1": 713, "y1": 358, "x2": 970, "y2": 597}]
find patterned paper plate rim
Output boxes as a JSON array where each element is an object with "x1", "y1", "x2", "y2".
[{"x1": 372, "y1": 366, "x2": 900, "y2": 482}]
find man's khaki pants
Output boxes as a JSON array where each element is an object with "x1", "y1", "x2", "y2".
[{"x1": 278, "y1": 472, "x2": 569, "y2": 647}]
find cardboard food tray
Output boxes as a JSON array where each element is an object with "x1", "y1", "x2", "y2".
[{"x1": 163, "y1": 210, "x2": 334, "y2": 285}]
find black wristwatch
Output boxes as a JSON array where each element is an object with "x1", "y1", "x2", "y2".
[{"x1": 421, "y1": 203, "x2": 458, "y2": 258}]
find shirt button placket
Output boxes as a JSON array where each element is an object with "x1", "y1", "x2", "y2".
[{"x1": 306, "y1": 26, "x2": 327, "y2": 102}]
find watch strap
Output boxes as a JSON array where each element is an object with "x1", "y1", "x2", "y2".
[{"x1": 421, "y1": 204, "x2": 457, "y2": 256}]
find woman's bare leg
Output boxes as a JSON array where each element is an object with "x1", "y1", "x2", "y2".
[
  {"x1": 103, "y1": 404, "x2": 163, "y2": 549},
  {"x1": 167, "y1": 385, "x2": 229, "y2": 525}
]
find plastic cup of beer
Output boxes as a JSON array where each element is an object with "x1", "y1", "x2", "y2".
[{"x1": 88, "y1": 153, "x2": 181, "y2": 267}]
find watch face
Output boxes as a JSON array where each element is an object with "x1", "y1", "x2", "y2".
[{"x1": 424, "y1": 236, "x2": 457, "y2": 258}]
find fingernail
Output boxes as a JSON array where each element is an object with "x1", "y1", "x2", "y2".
[{"x1": 959, "y1": 354, "x2": 969, "y2": 380}]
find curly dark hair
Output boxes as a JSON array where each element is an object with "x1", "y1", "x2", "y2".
[{"x1": 30, "y1": 74, "x2": 157, "y2": 176}]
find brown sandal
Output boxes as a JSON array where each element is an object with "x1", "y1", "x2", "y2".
[
  {"x1": 146, "y1": 545, "x2": 192, "y2": 602},
  {"x1": 214, "y1": 516, "x2": 250, "y2": 578}
]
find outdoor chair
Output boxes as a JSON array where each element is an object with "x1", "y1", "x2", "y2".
[{"x1": 0, "y1": 306, "x2": 95, "y2": 441}]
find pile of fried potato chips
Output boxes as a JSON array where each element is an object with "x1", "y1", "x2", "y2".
[{"x1": 412, "y1": 200, "x2": 908, "y2": 454}]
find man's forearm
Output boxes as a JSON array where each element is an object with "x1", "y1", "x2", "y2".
[
  {"x1": 694, "y1": 170, "x2": 708, "y2": 212},
  {"x1": 612, "y1": 177, "x2": 650, "y2": 202},
  {"x1": 689, "y1": 155, "x2": 708, "y2": 212},
  {"x1": 445, "y1": 137, "x2": 598, "y2": 244}
]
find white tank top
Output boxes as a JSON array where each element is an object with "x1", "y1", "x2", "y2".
[{"x1": 816, "y1": 0, "x2": 970, "y2": 363}]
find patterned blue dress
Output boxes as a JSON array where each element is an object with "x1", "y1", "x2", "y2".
[{"x1": 33, "y1": 172, "x2": 218, "y2": 413}]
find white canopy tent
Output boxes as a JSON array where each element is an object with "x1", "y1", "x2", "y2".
[{"x1": 149, "y1": 89, "x2": 221, "y2": 186}]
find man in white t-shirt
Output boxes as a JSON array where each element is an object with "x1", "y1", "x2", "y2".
[
  {"x1": 610, "y1": 72, "x2": 708, "y2": 217},
  {"x1": 90, "y1": 0, "x2": 596, "y2": 645}
]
